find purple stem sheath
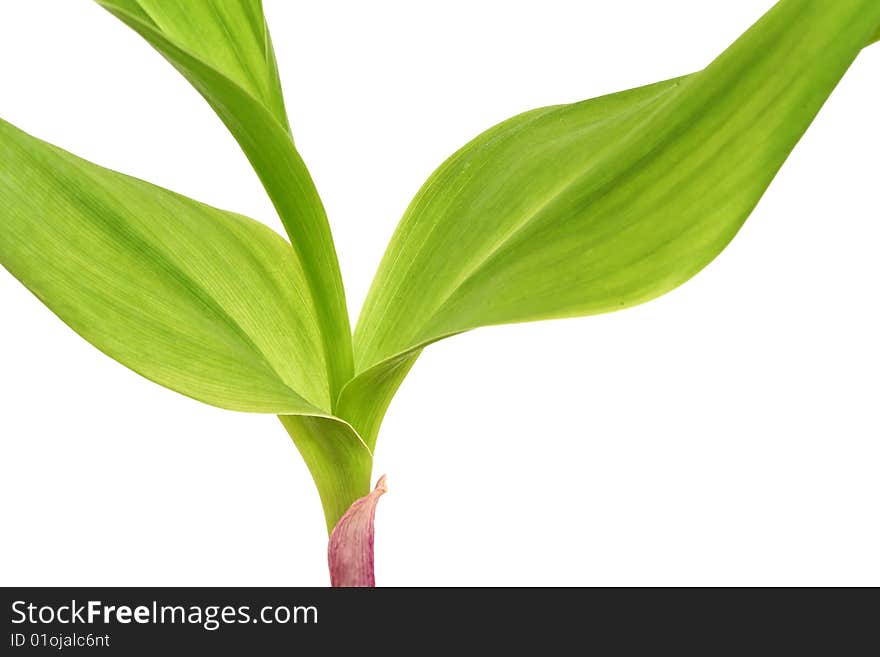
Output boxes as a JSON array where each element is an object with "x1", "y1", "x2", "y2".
[{"x1": 328, "y1": 475, "x2": 387, "y2": 587}]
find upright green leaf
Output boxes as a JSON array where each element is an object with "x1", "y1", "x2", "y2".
[
  {"x1": 97, "y1": 0, "x2": 290, "y2": 131},
  {"x1": 97, "y1": 0, "x2": 354, "y2": 402},
  {"x1": 348, "y1": 0, "x2": 880, "y2": 444},
  {"x1": 94, "y1": 1, "x2": 370, "y2": 528}
]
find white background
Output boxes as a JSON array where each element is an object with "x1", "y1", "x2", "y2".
[{"x1": 1, "y1": 0, "x2": 878, "y2": 586}]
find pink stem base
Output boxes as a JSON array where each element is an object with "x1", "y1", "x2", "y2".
[{"x1": 327, "y1": 475, "x2": 387, "y2": 587}]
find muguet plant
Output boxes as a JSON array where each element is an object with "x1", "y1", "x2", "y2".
[{"x1": 2, "y1": 1, "x2": 878, "y2": 585}]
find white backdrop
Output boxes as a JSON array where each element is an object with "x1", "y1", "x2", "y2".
[{"x1": 1, "y1": 1, "x2": 878, "y2": 586}]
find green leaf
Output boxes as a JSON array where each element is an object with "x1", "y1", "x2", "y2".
[
  {"x1": 0, "y1": 117, "x2": 373, "y2": 530},
  {"x1": 96, "y1": 0, "x2": 290, "y2": 132},
  {"x1": 0, "y1": 117, "x2": 325, "y2": 413},
  {"x1": 97, "y1": 0, "x2": 354, "y2": 402},
  {"x1": 349, "y1": 0, "x2": 880, "y2": 440}
]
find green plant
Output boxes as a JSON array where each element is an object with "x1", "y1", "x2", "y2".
[{"x1": 2, "y1": 1, "x2": 878, "y2": 585}]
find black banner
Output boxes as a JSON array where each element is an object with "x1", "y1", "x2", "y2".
[{"x1": 1, "y1": 587, "x2": 875, "y2": 653}]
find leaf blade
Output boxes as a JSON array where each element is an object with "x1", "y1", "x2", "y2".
[
  {"x1": 340, "y1": 0, "x2": 880, "y2": 447},
  {"x1": 98, "y1": 0, "x2": 290, "y2": 132},
  {"x1": 0, "y1": 117, "x2": 327, "y2": 413},
  {"x1": 0, "y1": 114, "x2": 375, "y2": 527},
  {"x1": 355, "y1": 0, "x2": 880, "y2": 375}
]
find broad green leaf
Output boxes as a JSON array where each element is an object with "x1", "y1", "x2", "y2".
[
  {"x1": 0, "y1": 117, "x2": 373, "y2": 530},
  {"x1": 0, "y1": 117, "x2": 326, "y2": 413},
  {"x1": 349, "y1": 0, "x2": 880, "y2": 443},
  {"x1": 97, "y1": 0, "x2": 354, "y2": 402}
]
